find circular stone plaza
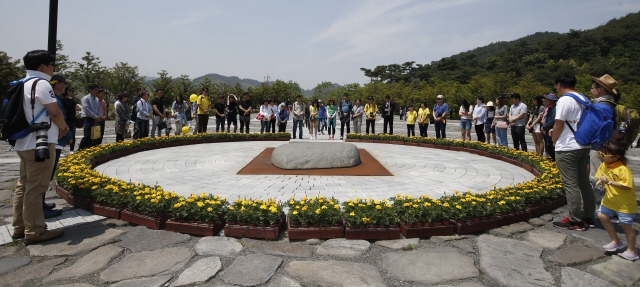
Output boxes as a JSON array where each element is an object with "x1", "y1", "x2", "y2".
[{"x1": 94, "y1": 141, "x2": 534, "y2": 202}]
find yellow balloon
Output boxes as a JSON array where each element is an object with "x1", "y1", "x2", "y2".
[
  {"x1": 182, "y1": 126, "x2": 190, "y2": 134},
  {"x1": 190, "y1": 94, "x2": 198, "y2": 102}
]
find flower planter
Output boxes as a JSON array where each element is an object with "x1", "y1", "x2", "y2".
[
  {"x1": 165, "y1": 218, "x2": 226, "y2": 236},
  {"x1": 90, "y1": 203, "x2": 122, "y2": 219},
  {"x1": 55, "y1": 182, "x2": 74, "y2": 205},
  {"x1": 287, "y1": 220, "x2": 345, "y2": 240},
  {"x1": 360, "y1": 140, "x2": 375, "y2": 143},
  {"x1": 344, "y1": 139, "x2": 359, "y2": 142},
  {"x1": 276, "y1": 138, "x2": 291, "y2": 141},
  {"x1": 525, "y1": 199, "x2": 558, "y2": 218},
  {"x1": 120, "y1": 210, "x2": 168, "y2": 230},
  {"x1": 389, "y1": 140, "x2": 404, "y2": 145},
  {"x1": 495, "y1": 210, "x2": 529, "y2": 227},
  {"x1": 224, "y1": 219, "x2": 286, "y2": 240},
  {"x1": 453, "y1": 218, "x2": 498, "y2": 235},
  {"x1": 448, "y1": 146, "x2": 465, "y2": 152},
  {"x1": 404, "y1": 142, "x2": 420, "y2": 147},
  {"x1": 372, "y1": 140, "x2": 387, "y2": 144},
  {"x1": 55, "y1": 184, "x2": 92, "y2": 211},
  {"x1": 549, "y1": 195, "x2": 567, "y2": 210},
  {"x1": 399, "y1": 221, "x2": 455, "y2": 238},
  {"x1": 345, "y1": 225, "x2": 401, "y2": 240}
]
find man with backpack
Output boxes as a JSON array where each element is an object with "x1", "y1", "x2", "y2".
[
  {"x1": 551, "y1": 73, "x2": 595, "y2": 231},
  {"x1": 339, "y1": 93, "x2": 352, "y2": 140},
  {"x1": 130, "y1": 88, "x2": 143, "y2": 139},
  {"x1": 8, "y1": 50, "x2": 68, "y2": 243}
]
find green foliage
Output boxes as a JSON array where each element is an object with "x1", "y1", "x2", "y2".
[{"x1": 0, "y1": 51, "x2": 22, "y2": 95}]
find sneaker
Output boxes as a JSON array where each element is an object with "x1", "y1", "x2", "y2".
[
  {"x1": 603, "y1": 241, "x2": 626, "y2": 252},
  {"x1": 24, "y1": 229, "x2": 64, "y2": 244},
  {"x1": 618, "y1": 251, "x2": 640, "y2": 261},
  {"x1": 553, "y1": 216, "x2": 588, "y2": 231},
  {"x1": 44, "y1": 202, "x2": 56, "y2": 210},
  {"x1": 583, "y1": 217, "x2": 595, "y2": 228}
]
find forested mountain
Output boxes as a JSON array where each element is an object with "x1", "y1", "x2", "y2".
[
  {"x1": 192, "y1": 73, "x2": 262, "y2": 89},
  {"x1": 448, "y1": 32, "x2": 561, "y2": 62}
]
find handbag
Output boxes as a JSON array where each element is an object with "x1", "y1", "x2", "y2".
[
  {"x1": 90, "y1": 124, "x2": 101, "y2": 139},
  {"x1": 157, "y1": 121, "x2": 167, "y2": 131},
  {"x1": 256, "y1": 113, "x2": 264, "y2": 120},
  {"x1": 123, "y1": 124, "x2": 131, "y2": 139},
  {"x1": 75, "y1": 117, "x2": 84, "y2": 128},
  {"x1": 496, "y1": 121, "x2": 508, "y2": 129}
]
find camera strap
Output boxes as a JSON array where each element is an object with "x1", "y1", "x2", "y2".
[{"x1": 29, "y1": 79, "x2": 50, "y2": 126}]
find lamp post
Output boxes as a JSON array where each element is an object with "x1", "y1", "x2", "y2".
[{"x1": 47, "y1": 0, "x2": 58, "y2": 57}]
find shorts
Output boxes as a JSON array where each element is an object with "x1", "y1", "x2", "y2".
[
  {"x1": 534, "y1": 123, "x2": 541, "y2": 133},
  {"x1": 599, "y1": 205, "x2": 636, "y2": 225},
  {"x1": 460, "y1": 119, "x2": 472, "y2": 130},
  {"x1": 227, "y1": 115, "x2": 237, "y2": 126},
  {"x1": 485, "y1": 118, "x2": 495, "y2": 133}
]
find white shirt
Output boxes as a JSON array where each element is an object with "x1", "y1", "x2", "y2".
[
  {"x1": 14, "y1": 71, "x2": 59, "y2": 151},
  {"x1": 472, "y1": 103, "x2": 485, "y2": 124},
  {"x1": 555, "y1": 92, "x2": 590, "y2": 151},
  {"x1": 459, "y1": 105, "x2": 473, "y2": 120},
  {"x1": 260, "y1": 104, "x2": 273, "y2": 119}
]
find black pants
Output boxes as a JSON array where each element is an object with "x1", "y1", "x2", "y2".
[
  {"x1": 407, "y1": 124, "x2": 415, "y2": 137},
  {"x1": 383, "y1": 115, "x2": 393, "y2": 134},
  {"x1": 132, "y1": 119, "x2": 139, "y2": 139},
  {"x1": 239, "y1": 115, "x2": 250, "y2": 134},
  {"x1": 434, "y1": 120, "x2": 446, "y2": 139},
  {"x1": 543, "y1": 132, "x2": 555, "y2": 160},
  {"x1": 511, "y1": 126, "x2": 527, "y2": 151},
  {"x1": 67, "y1": 121, "x2": 76, "y2": 151},
  {"x1": 419, "y1": 123, "x2": 428, "y2": 137},
  {"x1": 197, "y1": 114, "x2": 209, "y2": 133},
  {"x1": 475, "y1": 124, "x2": 486, "y2": 142},
  {"x1": 270, "y1": 119, "x2": 276, "y2": 133},
  {"x1": 78, "y1": 117, "x2": 96, "y2": 151},
  {"x1": 366, "y1": 119, "x2": 375, "y2": 134},
  {"x1": 136, "y1": 119, "x2": 149, "y2": 138},
  {"x1": 340, "y1": 120, "x2": 350, "y2": 137},
  {"x1": 278, "y1": 123, "x2": 286, "y2": 133}
]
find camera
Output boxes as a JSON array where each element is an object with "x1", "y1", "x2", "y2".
[{"x1": 29, "y1": 122, "x2": 50, "y2": 162}]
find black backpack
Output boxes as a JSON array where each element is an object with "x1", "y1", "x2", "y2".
[
  {"x1": 130, "y1": 98, "x2": 139, "y2": 121},
  {"x1": 0, "y1": 77, "x2": 41, "y2": 145}
]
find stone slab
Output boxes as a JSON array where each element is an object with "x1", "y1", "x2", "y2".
[
  {"x1": 0, "y1": 245, "x2": 19, "y2": 258},
  {"x1": 382, "y1": 248, "x2": 478, "y2": 284},
  {"x1": 315, "y1": 238, "x2": 370, "y2": 257},
  {"x1": 587, "y1": 256, "x2": 640, "y2": 286},
  {"x1": 170, "y1": 256, "x2": 221, "y2": 287},
  {"x1": 526, "y1": 229, "x2": 567, "y2": 250},
  {"x1": 27, "y1": 223, "x2": 123, "y2": 256},
  {"x1": 562, "y1": 267, "x2": 614, "y2": 287},
  {"x1": 0, "y1": 258, "x2": 65, "y2": 287},
  {"x1": 195, "y1": 236, "x2": 243, "y2": 257},
  {"x1": 118, "y1": 226, "x2": 190, "y2": 252},
  {"x1": 439, "y1": 283, "x2": 487, "y2": 287},
  {"x1": 103, "y1": 219, "x2": 130, "y2": 227},
  {"x1": 489, "y1": 222, "x2": 534, "y2": 237},
  {"x1": 110, "y1": 275, "x2": 173, "y2": 287},
  {"x1": 477, "y1": 235, "x2": 554, "y2": 287},
  {"x1": 219, "y1": 254, "x2": 282, "y2": 286},
  {"x1": 528, "y1": 218, "x2": 547, "y2": 227},
  {"x1": 268, "y1": 276, "x2": 301, "y2": 287},
  {"x1": 0, "y1": 256, "x2": 31, "y2": 275},
  {"x1": 243, "y1": 238, "x2": 312, "y2": 257},
  {"x1": 548, "y1": 245, "x2": 605, "y2": 266},
  {"x1": 50, "y1": 284, "x2": 96, "y2": 287},
  {"x1": 452, "y1": 240, "x2": 475, "y2": 253},
  {"x1": 271, "y1": 142, "x2": 361, "y2": 169},
  {"x1": 285, "y1": 260, "x2": 385, "y2": 287},
  {"x1": 539, "y1": 214, "x2": 553, "y2": 221},
  {"x1": 45, "y1": 244, "x2": 124, "y2": 282},
  {"x1": 0, "y1": 190, "x2": 12, "y2": 202},
  {"x1": 375, "y1": 238, "x2": 419, "y2": 250},
  {"x1": 100, "y1": 247, "x2": 194, "y2": 282},
  {"x1": 430, "y1": 234, "x2": 467, "y2": 242}
]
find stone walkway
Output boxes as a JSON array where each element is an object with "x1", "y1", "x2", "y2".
[{"x1": 1, "y1": 118, "x2": 640, "y2": 286}]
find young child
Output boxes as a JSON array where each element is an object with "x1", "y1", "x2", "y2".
[
  {"x1": 596, "y1": 141, "x2": 638, "y2": 261},
  {"x1": 174, "y1": 106, "x2": 187, "y2": 135},
  {"x1": 405, "y1": 105, "x2": 417, "y2": 137},
  {"x1": 164, "y1": 110, "x2": 173, "y2": 136}
]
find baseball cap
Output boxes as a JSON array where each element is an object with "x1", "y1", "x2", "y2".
[
  {"x1": 436, "y1": 95, "x2": 444, "y2": 99},
  {"x1": 50, "y1": 74, "x2": 70, "y2": 84}
]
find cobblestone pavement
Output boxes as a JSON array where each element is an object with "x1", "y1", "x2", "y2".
[{"x1": 0, "y1": 117, "x2": 639, "y2": 286}]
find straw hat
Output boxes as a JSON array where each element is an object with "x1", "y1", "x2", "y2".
[
  {"x1": 591, "y1": 74, "x2": 618, "y2": 95},
  {"x1": 484, "y1": 101, "x2": 494, "y2": 107}
]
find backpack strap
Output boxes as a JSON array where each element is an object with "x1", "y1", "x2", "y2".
[{"x1": 562, "y1": 93, "x2": 589, "y2": 134}]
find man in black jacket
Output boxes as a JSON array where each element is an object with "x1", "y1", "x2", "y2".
[
  {"x1": 382, "y1": 95, "x2": 395, "y2": 134},
  {"x1": 339, "y1": 93, "x2": 352, "y2": 140}
]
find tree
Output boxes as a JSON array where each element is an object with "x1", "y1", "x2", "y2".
[
  {"x1": 212, "y1": 82, "x2": 235, "y2": 100},
  {"x1": 68, "y1": 52, "x2": 108, "y2": 91},
  {"x1": 103, "y1": 62, "x2": 144, "y2": 113},
  {"x1": 313, "y1": 81, "x2": 334, "y2": 101},
  {"x1": 54, "y1": 40, "x2": 72, "y2": 75},
  {"x1": 151, "y1": 70, "x2": 174, "y2": 107},
  {"x1": 0, "y1": 51, "x2": 23, "y2": 95},
  {"x1": 173, "y1": 74, "x2": 196, "y2": 99}
]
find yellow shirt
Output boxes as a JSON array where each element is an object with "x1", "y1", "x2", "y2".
[
  {"x1": 418, "y1": 107, "x2": 430, "y2": 124},
  {"x1": 596, "y1": 162, "x2": 637, "y2": 214},
  {"x1": 197, "y1": 95, "x2": 210, "y2": 115},
  {"x1": 309, "y1": 106, "x2": 318, "y2": 119},
  {"x1": 406, "y1": 110, "x2": 418, "y2": 125},
  {"x1": 364, "y1": 104, "x2": 377, "y2": 120}
]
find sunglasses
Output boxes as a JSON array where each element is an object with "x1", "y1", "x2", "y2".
[
  {"x1": 598, "y1": 151, "x2": 617, "y2": 158},
  {"x1": 48, "y1": 62, "x2": 56, "y2": 67}
]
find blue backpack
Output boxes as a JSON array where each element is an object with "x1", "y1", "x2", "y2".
[{"x1": 563, "y1": 93, "x2": 614, "y2": 150}]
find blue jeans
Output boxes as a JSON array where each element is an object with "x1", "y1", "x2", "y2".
[
  {"x1": 318, "y1": 118, "x2": 326, "y2": 132},
  {"x1": 260, "y1": 120, "x2": 270, "y2": 134},
  {"x1": 293, "y1": 119, "x2": 304, "y2": 138},
  {"x1": 496, "y1": 128, "x2": 508, "y2": 147},
  {"x1": 216, "y1": 117, "x2": 225, "y2": 132}
]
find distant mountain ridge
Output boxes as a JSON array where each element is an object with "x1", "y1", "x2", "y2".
[
  {"x1": 447, "y1": 31, "x2": 561, "y2": 62},
  {"x1": 192, "y1": 73, "x2": 263, "y2": 89}
]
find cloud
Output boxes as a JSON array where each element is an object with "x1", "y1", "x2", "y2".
[
  {"x1": 168, "y1": 8, "x2": 220, "y2": 27},
  {"x1": 308, "y1": 0, "x2": 479, "y2": 63}
]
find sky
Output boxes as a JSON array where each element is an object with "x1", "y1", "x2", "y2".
[{"x1": 1, "y1": 0, "x2": 639, "y2": 90}]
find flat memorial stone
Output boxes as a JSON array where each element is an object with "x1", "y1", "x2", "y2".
[
  {"x1": 562, "y1": 267, "x2": 614, "y2": 287},
  {"x1": 489, "y1": 222, "x2": 534, "y2": 237},
  {"x1": 477, "y1": 235, "x2": 554, "y2": 287},
  {"x1": 45, "y1": 244, "x2": 124, "y2": 282},
  {"x1": 315, "y1": 238, "x2": 370, "y2": 257},
  {"x1": 219, "y1": 254, "x2": 282, "y2": 286},
  {"x1": 50, "y1": 284, "x2": 96, "y2": 287},
  {"x1": 170, "y1": 257, "x2": 221, "y2": 287},
  {"x1": 195, "y1": 236, "x2": 243, "y2": 257},
  {"x1": 375, "y1": 238, "x2": 419, "y2": 250},
  {"x1": 548, "y1": 245, "x2": 604, "y2": 266},
  {"x1": 100, "y1": 247, "x2": 193, "y2": 282},
  {"x1": 271, "y1": 142, "x2": 361, "y2": 169},
  {"x1": 586, "y1": 256, "x2": 640, "y2": 286},
  {"x1": 382, "y1": 248, "x2": 478, "y2": 284},
  {"x1": 119, "y1": 226, "x2": 190, "y2": 252},
  {"x1": 110, "y1": 275, "x2": 173, "y2": 287},
  {"x1": 27, "y1": 223, "x2": 123, "y2": 257},
  {"x1": 243, "y1": 238, "x2": 312, "y2": 257},
  {"x1": 0, "y1": 256, "x2": 31, "y2": 275},
  {"x1": 0, "y1": 258, "x2": 65, "y2": 287},
  {"x1": 452, "y1": 240, "x2": 475, "y2": 253},
  {"x1": 285, "y1": 260, "x2": 385, "y2": 287},
  {"x1": 526, "y1": 229, "x2": 567, "y2": 250},
  {"x1": 268, "y1": 276, "x2": 301, "y2": 287}
]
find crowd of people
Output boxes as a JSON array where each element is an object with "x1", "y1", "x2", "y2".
[{"x1": 4, "y1": 50, "x2": 638, "y2": 262}]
